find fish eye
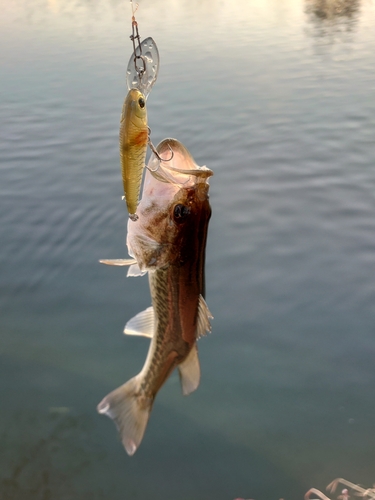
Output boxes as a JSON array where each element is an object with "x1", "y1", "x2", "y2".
[
  {"x1": 173, "y1": 204, "x2": 190, "y2": 221},
  {"x1": 138, "y1": 97, "x2": 145, "y2": 109}
]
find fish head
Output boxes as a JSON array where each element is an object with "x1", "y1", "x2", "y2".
[
  {"x1": 126, "y1": 139, "x2": 213, "y2": 271},
  {"x1": 123, "y1": 88, "x2": 147, "y2": 126}
]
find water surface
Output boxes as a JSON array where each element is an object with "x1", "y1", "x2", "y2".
[{"x1": 1, "y1": 0, "x2": 375, "y2": 498}]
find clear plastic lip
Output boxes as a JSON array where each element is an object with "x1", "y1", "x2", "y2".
[{"x1": 126, "y1": 37, "x2": 160, "y2": 99}]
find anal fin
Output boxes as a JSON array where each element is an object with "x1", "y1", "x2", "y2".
[{"x1": 178, "y1": 344, "x2": 200, "y2": 396}]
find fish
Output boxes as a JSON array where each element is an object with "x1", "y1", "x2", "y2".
[
  {"x1": 119, "y1": 88, "x2": 148, "y2": 221},
  {"x1": 98, "y1": 138, "x2": 213, "y2": 455}
]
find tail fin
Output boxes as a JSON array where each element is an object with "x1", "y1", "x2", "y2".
[{"x1": 97, "y1": 375, "x2": 153, "y2": 455}]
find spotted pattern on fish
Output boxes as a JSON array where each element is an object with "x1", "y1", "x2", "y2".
[{"x1": 139, "y1": 267, "x2": 190, "y2": 397}]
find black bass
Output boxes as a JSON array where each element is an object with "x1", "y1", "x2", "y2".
[
  {"x1": 119, "y1": 88, "x2": 148, "y2": 221},
  {"x1": 98, "y1": 138, "x2": 213, "y2": 455}
]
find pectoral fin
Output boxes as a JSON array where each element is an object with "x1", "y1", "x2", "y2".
[
  {"x1": 99, "y1": 259, "x2": 146, "y2": 277},
  {"x1": 127, "y1": 263, "x2": 147, "y2": 277},
  {"x1": 124, "y1": 307, "x2": 154, "y2": 338},
  {"x1": 178, "y1": 344, "x2": 200, "y2": 396},
  {"x1": 196, "y1": 295, "x2": 213, "y2": 339},
  {"x1": 99, "y1": 259, "x2": 137, "y2": 266}
]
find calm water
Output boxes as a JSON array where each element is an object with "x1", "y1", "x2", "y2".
[{"x1": 1, "y1": 0, "x2": 375, "y2": 498}]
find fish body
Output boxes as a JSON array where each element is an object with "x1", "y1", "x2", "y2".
[
  {"x1": 119, "y1": 88, "x2": 148, "y2": 221},
  {"x1": 98, "y1": 139, "x2": 213, "y2": 455}
]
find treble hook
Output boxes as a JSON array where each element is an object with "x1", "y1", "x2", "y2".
[
  {"x1": 129, "y1": 1, "x2": 146, "y2": 78},
  {"x1": 148, "y1": 142, "x2": 174, "y2": 167},
  {"x1": 146, "y1": 128, "x2": 174, "y2": 171}
]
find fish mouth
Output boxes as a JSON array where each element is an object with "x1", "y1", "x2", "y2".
[{"x1": 147, "y1": 138, "x2": 213, "y2": 186}]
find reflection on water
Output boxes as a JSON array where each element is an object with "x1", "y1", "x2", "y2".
[
  {"x1": 305, "y1": 0, "x2": 361, "y2": 38},
  {"x1": 0, "y1": 410, "x2": 106, "y2": 500},
  {"x1": 306, "y1": 0, "x2": 360, "y2": 19}
]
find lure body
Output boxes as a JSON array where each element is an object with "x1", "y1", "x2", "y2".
[{"x1": 119, "y1": 88, "x2": 148, "y2": 220}]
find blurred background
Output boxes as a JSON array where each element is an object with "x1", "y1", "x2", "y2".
[{"x1": 1, "y1": 0, "x2": 375, "y2": 498}]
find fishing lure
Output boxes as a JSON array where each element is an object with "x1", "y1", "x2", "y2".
[
  {"x1": 119, "y1": 88, "x2": 148, "y2": 221},
  {"x1": 120, "y1": 1, "x2": 172, "y2": 221}
]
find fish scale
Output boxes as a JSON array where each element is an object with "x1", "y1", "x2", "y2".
[{"x1": 140, "y1": 267, "x2": 187, "y2": 395}]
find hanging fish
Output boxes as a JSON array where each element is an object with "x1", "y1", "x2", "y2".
[{"x1": 98, "y1": 139, "x2": 213, "y2": 455}]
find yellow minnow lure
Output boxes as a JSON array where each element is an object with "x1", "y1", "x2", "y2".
[{"x1": 119, "y1": 88, "x2": 148, "y2": 221}]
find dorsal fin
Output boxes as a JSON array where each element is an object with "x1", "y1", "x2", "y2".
[
  {"x1": 124, "y1": 307, "x2": 154, "y2": 338},
  {"x1": 196, "y1": 295, "x2": 213, "y2": 339}
]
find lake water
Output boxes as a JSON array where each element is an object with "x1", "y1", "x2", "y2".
[{"x1": 1, "y1": 0, "x2": 375, "y2": 498}]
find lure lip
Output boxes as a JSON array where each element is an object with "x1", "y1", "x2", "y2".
[{"x1": 126, "y1": 36, "x2": 160, "y2": 99}]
